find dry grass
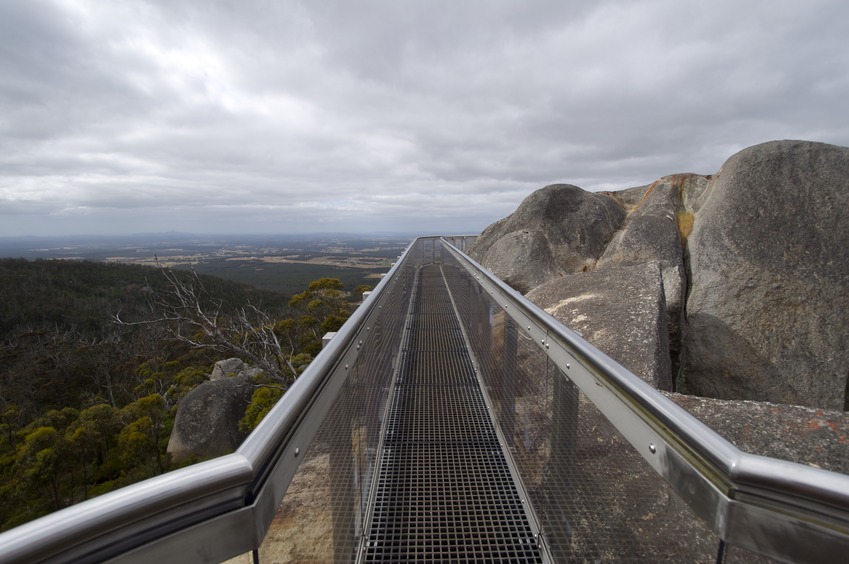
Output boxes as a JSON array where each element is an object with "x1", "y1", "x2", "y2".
[{"x1": 676, "y1": 211, "x2": 695, "y2": 243}]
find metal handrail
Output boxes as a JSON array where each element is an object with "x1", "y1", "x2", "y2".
[
  {"x1": 0, "y1": 240, "x2": 416, "y2": 564},
  {"x1": 441, "y1": 238, "x2": 849, "y2": 563}
]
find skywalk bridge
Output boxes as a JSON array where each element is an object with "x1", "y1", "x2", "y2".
[{"x1": 2, "y1": 237, "x2": 849, "y2": 562}]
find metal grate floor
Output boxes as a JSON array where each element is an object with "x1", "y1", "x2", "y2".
[{"x1": 361, "y1": 265, "x2": 543, "y2": 562}]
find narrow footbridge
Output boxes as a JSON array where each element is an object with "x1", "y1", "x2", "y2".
[{"x1": 2, "y1": 238, "x2": 849, "y2": 563}]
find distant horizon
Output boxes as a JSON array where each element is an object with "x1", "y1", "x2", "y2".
[
  {"x1": 0, "y1": 230, "x2": 433, "y2": 241},
  {"x1": 0, "y1": 231, "x2": 468, "y2": 261},
  {"x1": 0, "y1": 212, "x2": 491, "y2": 239}
]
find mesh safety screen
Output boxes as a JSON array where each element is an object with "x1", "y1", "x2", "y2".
[
  {"x1": 257, "y1": 257, "x2": 415, "y2": 562},
  {"x1": 259, "y1": 239, "x2": 725, "y2": 562},
  {"x1": 442, "y1": 243, "x2": 721, "y2": 562}
]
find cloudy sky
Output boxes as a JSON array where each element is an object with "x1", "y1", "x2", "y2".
[{"x1": 2, "y1": 0, "x2": 847, "y2": 237}]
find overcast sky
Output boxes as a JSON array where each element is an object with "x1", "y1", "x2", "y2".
[{"x1": 2, "y1": 0, "x2": 847, "y2": 237}]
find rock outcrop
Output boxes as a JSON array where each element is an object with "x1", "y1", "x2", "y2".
[
  {"x1": 596, "y1": 174, "x2": 708, "y2": 376},
  {"x1": 471, "y1": 140, "x2": 849, "y2": 412},
  {"x1": 167, "y1": 358, "x2": 256, "y2": 462},
  {"x1": 469, "y1": 184, "x2": 626, "y2": 293},
  {"x1": 526, "y1": 262, "x2": 672, "y2": 390},
  {"x1": 210, "y1": 357, "x2": 263, "y2": 381},
  {"x1": 682, "y1": 140, "x2": 849, "y2": 410}
]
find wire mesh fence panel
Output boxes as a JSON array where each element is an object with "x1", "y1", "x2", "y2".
[
  {"x1": 443, "y1": 244, "x2": 722, "y2": 562},
  {"x1": 257, "y1": 262, "x2": 414, "y2": 562}
]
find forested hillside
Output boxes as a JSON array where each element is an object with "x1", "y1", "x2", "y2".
[{"x1": 0, "y1": 259, "x2": 359, "y2": 530}]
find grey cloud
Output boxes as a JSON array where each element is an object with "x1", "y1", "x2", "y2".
[{"x1": 1, "y1": 0, "x2": 848, "y2": 237}]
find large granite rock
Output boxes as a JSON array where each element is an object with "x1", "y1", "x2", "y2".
[
  {"x1": 526, "y1": 262, "x2": 672, "y2": 390},
  {"x1": 167, "y1": 370, "x2": 255, "y2": 462},
  {"x1": 682, "y1": 140, "x2": 849, "y2": 410},
  {"x1": 472, "y1": 140, "x2": 849, "y2": 410},
  {"x1": 462, "y1": 140, "x2": 849, "y2": 561},
  {"x1": 469, "y1": 184, "x2": 625, "y2": 293}
]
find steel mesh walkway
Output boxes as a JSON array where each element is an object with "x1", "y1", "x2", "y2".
[{"x1": 361, "y1": 265, "x2": 543, "y2": 562}]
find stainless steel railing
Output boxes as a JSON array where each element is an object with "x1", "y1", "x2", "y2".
[
  {"x1": 0, "y1": 236, "x2": 847, "y2": 563},
  {"x1": 440, "y1": 237, "x2": 849, "y2": 563},
  {"x1": 0, "y1": 240, "x2": 418, "y2": 563}
]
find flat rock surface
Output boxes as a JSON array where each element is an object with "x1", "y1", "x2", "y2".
[
  {"x1": 526, "y1": 262, "x2": 672, "y2": 390},
  {"x1": 666, "y1": 392, "x2": 849, "y2": 474}
]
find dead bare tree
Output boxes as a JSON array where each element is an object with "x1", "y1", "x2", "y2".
[{"x1": 114, "y1": 261, "x2": 297, "y2": 387}]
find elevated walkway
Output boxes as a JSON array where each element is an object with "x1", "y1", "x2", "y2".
[
  {"x1": 362, "y1": 265, "x2": 541, "y2": 561},
  {"x1": 1, "y1": 236, "x2": 848, "y2": 563}
]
